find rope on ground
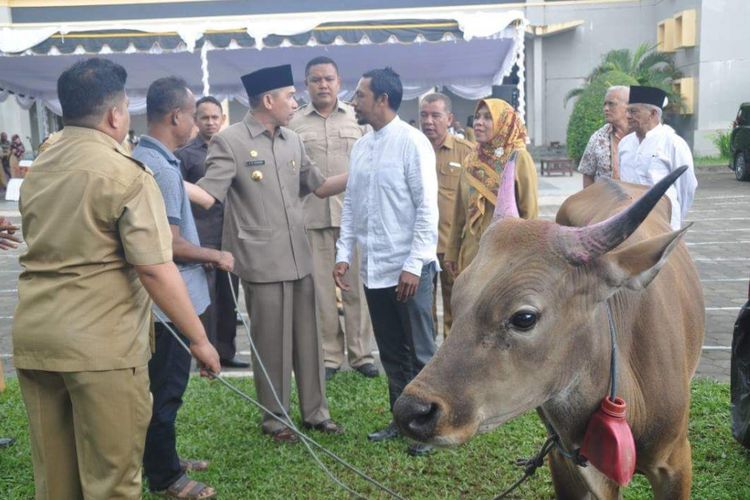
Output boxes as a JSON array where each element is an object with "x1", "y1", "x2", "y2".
[
  {"x1": 224, "y1": 277, "x2": 377, "y2": 497},
  {"x1": 154, "y1": 308, "x2": 404, "y2": 500}
]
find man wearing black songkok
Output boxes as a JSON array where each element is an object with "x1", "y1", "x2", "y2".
[
  {"x1": 619, "y1": 85, "x2": 697, "y2": 230},
  {"x1": 189, "y1": 65, "x2": 347, "y2": 442}
]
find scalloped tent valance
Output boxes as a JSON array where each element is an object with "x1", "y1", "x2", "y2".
[{"x1": 0, "y1": 8, "x2": 526, "y2": 117}]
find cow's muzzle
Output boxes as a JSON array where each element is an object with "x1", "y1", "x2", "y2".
[{"x1": 393, "y1": 394, "x2": 442, "y2": 442}]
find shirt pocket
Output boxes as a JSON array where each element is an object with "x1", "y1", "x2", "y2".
[
  {"x1": 238, "y1": 225, "x2": 273, "y2": 242},
  {"x1": 299, "y1": 131, "x2": 326, "y2": 159},
  {"x1": 376, "y1": 159, "x2": 408, "y2": 198},
  {"x1": 337, "y1": 127, "x2": 362, "y2": 156},
  {"x1": 646, "y1": 150, "x2": 672, "y2": 181},
  {"x1": 438, "y1": 161, "x2": 462, "y2": 191}
]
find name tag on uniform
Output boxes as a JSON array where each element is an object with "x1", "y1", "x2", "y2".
[
  {"x1": 247, "y1": 159, "x2": 265, "y2": 167},
  {"x1": 448, "y1": 161, "x2": 462, "y2": 169}
]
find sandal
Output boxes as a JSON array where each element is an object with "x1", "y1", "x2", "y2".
[
  {"x1": 270, "y1": 426, "x2": 299, "y2": 443},
  {"x1": 156, "y1": 473, "x2": 216, "y2": 499},
  {"x1": 179, "y1": 459, "x2": 209, "y2": 472}
]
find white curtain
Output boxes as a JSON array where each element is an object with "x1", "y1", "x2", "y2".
[
  {"x1": 42, "y1": 94, "x2": 148, "y2": 116},
  {"x1": 15, "y1": 94, "x2": 35, "y2": 110}
]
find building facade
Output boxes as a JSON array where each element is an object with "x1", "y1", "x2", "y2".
[
  {"x1": 1, "y1": 0, "x2": 746, "y2": 156},
  {"x1": 524, "y1": 0, "x2": 748, "y2": 156}
]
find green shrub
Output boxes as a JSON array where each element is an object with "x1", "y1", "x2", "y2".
[
  {"x1": 566, "y1": 71, "x2": 638, "y2": 163},
  {"x1": 712, "y1": 130, "x2": 732, "y2": 158}
]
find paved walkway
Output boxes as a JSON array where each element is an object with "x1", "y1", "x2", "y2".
[{"x1": 0, "y1": 167, "x2": 743, "y2": 382}]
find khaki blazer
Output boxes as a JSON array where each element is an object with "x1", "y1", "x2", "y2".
[{"x1": 198, "y1": 112, "x2": 325, "y2": 283}]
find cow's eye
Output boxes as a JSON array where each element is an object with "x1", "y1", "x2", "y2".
[{"x1": 509, "y1": 310, "x2": 538, "y2": 331}]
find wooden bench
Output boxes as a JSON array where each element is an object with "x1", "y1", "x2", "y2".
[{"x1": 540, "y1": 157, "x2": 574, "y2": 176}]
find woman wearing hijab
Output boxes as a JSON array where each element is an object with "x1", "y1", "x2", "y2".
[
  {"x1": 444, "y1": 98, "x2": 538, "y2": 276},
  {"x1": 9, "y1": 134, "x2": 25, "y2": 178}
]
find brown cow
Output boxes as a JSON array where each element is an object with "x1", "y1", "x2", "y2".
[{"x1": 393, "y1": 164, "x2": 704, "y2": 499}]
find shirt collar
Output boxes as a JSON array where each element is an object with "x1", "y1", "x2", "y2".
[
  {"x1": 139, "y1": 135, "x2": 179, "y2": 164},
  {"x1": 189, "y1": 135, "x2": 208, "y2": 149},
  {"x1": 440, "y1": 134, "x2": 455, "y2": 150},
  {"x1": 303, "y1": 99, "x2": 347, "y2": 117},
  {"x1": 61, "y1": 126, "x2": 129, "y2": 154},
  {"x1": 244, "y1": 111, "x2": 287, "y2": 140},
  {"x1": 645, "y1": 123, "x2": 664, "y2": 139},
  {"x1": 374, "y1": 115, "x2": 401, "y2": 138}
]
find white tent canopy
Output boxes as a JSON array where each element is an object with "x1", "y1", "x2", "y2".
[{"x1": 0, "y1": 6, "x2": 526, "y2": 118}]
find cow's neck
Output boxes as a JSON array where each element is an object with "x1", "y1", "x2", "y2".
[{"x1": 540, "y1": 303, "x2": 622, "y2": 450}]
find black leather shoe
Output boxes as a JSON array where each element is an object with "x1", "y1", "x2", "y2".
[
  {"x1": 355, "y1": 363, "x2": 379, "y2": 378},
  {"x1": 325, "y1": 367, "x2": 340, "y2": 381},
  {"x1": 407, "y1": 442, "x2": 434, "y2": 457},
  {"x1": 368, "y1": 421, "x2": 400, "y2": 442},
  {"x1": 0, "y1": 437, "x2": 15, "y2": 448},
  {"x1": 220, "y1": 357, "x2": 250, "y2": 369}
]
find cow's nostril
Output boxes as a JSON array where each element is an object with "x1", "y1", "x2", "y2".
[
  {"x1": 393, "y1": 394, "x2": 442, "y2": 441},
  {"x1": 409, "y1": 401, "x2": 440, "y2": 433}
]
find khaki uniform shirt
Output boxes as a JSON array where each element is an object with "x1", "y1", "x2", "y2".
[
  {"x1": 435, "y1": 134, "x2": 475, "y2": 254},
  {"x1": 289, "y1": 101, "x2": 366, "y2": 229},
  {"x1": 13, "y1": 126, "x2": 173, "y2": 372},
  {"x1": 198, "y1": 112, "x2": 325, "y2": 283}
]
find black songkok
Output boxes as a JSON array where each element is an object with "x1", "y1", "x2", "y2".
[
  {"x1": 628, "y1": 85, "x2": 669, "y2": 109},
  {"x1": 241, "y1": 64, "x2": 294, "y2": 98}
]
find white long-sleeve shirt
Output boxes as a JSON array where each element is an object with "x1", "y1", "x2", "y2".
[
  {"x1": 336, "y1": 116, "x2": 439, "y2": 289},
  {"x1": 619, "y1": 124, "x2": 697, "y2": 230}
]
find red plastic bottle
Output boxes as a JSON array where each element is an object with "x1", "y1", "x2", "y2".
[{"x1": 579, "y1": 396, "x2": 636, "y2": 486}]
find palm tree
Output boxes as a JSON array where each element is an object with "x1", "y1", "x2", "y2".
[{"x1": 565, "y1": 43, "x2": 682, "y2": 104}]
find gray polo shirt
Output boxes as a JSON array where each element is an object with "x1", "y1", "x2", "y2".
[{"x1": 133, "y1": 135, "x2": 210, "y2": 320}]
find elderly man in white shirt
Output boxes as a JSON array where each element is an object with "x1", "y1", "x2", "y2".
[
  {"x1": 619, "y1": 85, "x2": 697, "y2": 230},
  {"x1": 333, "y1": 67, "x2": 439, "y2": 457}
]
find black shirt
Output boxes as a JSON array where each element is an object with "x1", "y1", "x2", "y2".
[{"x1": 175, "y1": 135, "x2": 224, "y2": 248}]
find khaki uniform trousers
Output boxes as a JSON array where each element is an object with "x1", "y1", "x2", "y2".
[
  {"x1": 433, "y1": 253, "x2": 454, "y2": 338},
  {"x1": 17, "y1": 366, "x2": 151, "y2": 500},
  {"x1": 243, "y1": 274, "x2": 330, "y2": 433},
  {"x1": 307, "y1": 227, "x2": 374, "y2": 369}
]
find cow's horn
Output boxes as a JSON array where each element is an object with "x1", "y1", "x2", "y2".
[
  {"x1": 557, "y1": 165, "x2": 688, "y2": 264},
  {"x1": 493, "y1": 154, "x2": 519, "y2": 220}
]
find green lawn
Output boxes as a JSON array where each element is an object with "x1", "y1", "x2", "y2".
[{"x1": 1, "y1": 375, "x2": 748, "y2": 499}]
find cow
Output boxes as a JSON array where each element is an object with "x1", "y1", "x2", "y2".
[{"x1": 393, "y1": 164, "x2": 704, "y2": 499}]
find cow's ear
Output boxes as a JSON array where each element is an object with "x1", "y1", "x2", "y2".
[{"x1": 598, "y1": 224, "x2": 691, "y2": 292}]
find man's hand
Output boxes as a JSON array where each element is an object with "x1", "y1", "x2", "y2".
[
  {"x1": 215, "y1": 251, "x2": 234, "y2": 273},
  {"x1": 190, "y1": 339, "x2": 221, "y2": 377},
  {"x1": 0, "y1": 217, "x2": 21, "y2": 250},
  {"x1": 396, "y1": 270, "x2": 420, "y2": 302},
  {"x1": 314, "y1": 172, "x2": 348, "y2": 198},
  {"x1": 333, "y1": 262, "x2": 351, "y2": 291},
  {"x1": 444, "y1": 260, "x2": 458, "y2": 279}
]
